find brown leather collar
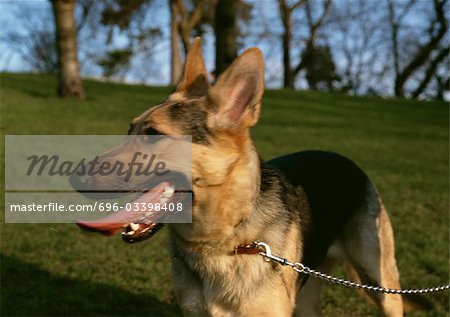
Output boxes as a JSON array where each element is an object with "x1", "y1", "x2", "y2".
[{"x1": 233, "y1": 242, "x2": 265, "y2": 255}]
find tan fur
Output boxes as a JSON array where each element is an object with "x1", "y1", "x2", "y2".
[
  {"x1": 296, "y1": 257, "x2": 337, "y2": 317},
  {"x1": 307, "y1": 185, "x2": 404, "y2": 317}
]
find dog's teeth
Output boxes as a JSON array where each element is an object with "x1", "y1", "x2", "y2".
[
  {"x1": 163, "y1": 186, "x2": 175, "y2": 198},
  {"x1": 159, "y1": 197, "x2": 169, "y2": 204},
  {"x1": 126, "y1": 230, "x2": 135, "y2": 235},
  {"x1": 130, "y1": 223, "x2": 140, "y2": 231}
]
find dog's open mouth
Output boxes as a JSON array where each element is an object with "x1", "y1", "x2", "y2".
[{"x1": 76, "y1": 182, "x2": 180, "y2": 243}]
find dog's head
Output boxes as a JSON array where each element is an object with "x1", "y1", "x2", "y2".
[{"x1": 75, "y1": 38, "x2": 265, "y2": 245}]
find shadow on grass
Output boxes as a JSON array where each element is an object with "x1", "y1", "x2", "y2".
[
  {"x1": 15, "y1": 87, "x2": 54, "y2": 99},
  {"x1": 1, "y1": 254, "x2": 180, "y2": 316},
  {"x1": 2, "y1": 74, "x2": 55, "y2": 99}
]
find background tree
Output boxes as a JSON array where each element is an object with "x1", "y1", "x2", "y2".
[
  {"x1": 0, "y1": 0, "x2": 99, "y2": 74},
  {"x1": 278, "y1": 0, "x2": 305, "y2": 88},
  {"x1": 170, "y1": 0, "x2": 183, "y2": 84},
  {"x1": 169, "y1": 0, "x2": 215, "y2": 84},
  {"x1": 411, "y1": 46, "x2": 449, "y2": 99},
  {"x1": 4, "y1": 11, "x2": 58, "y2": 74},
  {"x1": 214, "y1": 0, "x2": 237, "y2": 76},
  {"x1": 434, "y1": 70, "x2": 449, "y2": 100},
  {"x1": 301, "y1": 45, "x2": 337, "y2": 91},
  {"x1": 51, "y1": 0, "x2": 85, "y2": 99},
  {"x1": 388, "y1": 0, "x2": 448, "y2": 97},
  {"x1": 278, "y1": 0, "x2": 331, "y2": 88},
  {"x1": 100, "y1": 0, "x2": 162, "y2": 82},
  {"x1": 326, "y1": 1, "x2": 387, "y2": 95},
  {"x1": 97, "y1": 49, "x2": 133, "y2": 79},
  {"x1": 297, "y1": 0, "x2": 332, "y2": 88},
  {"x1": 214, "y1": 0, "x2": 252, "y2": 77},
  {"x1": 170, "y1": 0, "x2": 203, "y2": 84},
  {"x1": 173, "y1": 0, "x2": 207, "y2": 53}
]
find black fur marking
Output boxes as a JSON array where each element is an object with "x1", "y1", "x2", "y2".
[
  {"x1": 266, "y1": 151, "x2": 371, "y2": 270},
  {"x1": 258, "y1": 161, "x2": 310, "y2": 286},
  {"x1": 168, "y1": 102, "x2": 211, "y2": 144}
]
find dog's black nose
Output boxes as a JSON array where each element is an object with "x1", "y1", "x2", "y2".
[
  {"x1": 69, "y1": 173, "x2": 107, "y2": 199},
  {"x1": 69, "y1": 173, "x2": 90, "y2": 192},
  {"x1": 69, "y1": 171, "x2": 121, "y2": 199}
]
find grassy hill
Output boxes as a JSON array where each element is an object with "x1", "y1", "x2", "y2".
[{"x1": 1, "y1": 73, "x2": 448, "y2": 316}]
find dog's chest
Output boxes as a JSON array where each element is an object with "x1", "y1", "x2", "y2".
[{"x1": 191, "y1": 254, "x2": 273, "y2": 302}]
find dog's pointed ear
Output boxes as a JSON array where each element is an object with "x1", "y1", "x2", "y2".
[
  {"x1": 208, "y1": 48, "x2": 264, "y2": 130},
  {"x1": 176, "y1": 37, "x2": 210, "y2": 97}
]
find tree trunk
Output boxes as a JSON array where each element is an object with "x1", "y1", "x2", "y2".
[
  {"x1": 282, "y1": 25, "x2": 294, "y2": 88},
  {"x1": 435, "y1": 76, "x2": 449, "y2": 101},
  {"x1": 279, "y1": 0, "x2": 294, "y2": 88},
  {"x1": 51, "y1": 0, "x2": 85, "y2": 99},
  {"x1": 170, "y1": 0, "x2": 182, "y2": 85},
  {"x1": 214, "y1": 0, "x2": 238, "y2": 76},
  {"x1": 387, "y1": 0, "x2": 400, "y2": 91}
]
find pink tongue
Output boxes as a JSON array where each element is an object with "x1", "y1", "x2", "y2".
[{"x1": 76, "y1": 182, "x2": 170, "y2": 236}]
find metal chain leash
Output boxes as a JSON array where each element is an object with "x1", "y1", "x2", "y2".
[{"x1": 254, "y1": 242, "x2": 450, "y2": 294}]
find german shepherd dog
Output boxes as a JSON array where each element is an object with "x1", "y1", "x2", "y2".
[{"x1": 74, "y1": 38, "x2": 427, "y2": 316}]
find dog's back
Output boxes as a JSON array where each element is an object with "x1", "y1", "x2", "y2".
[{"x1": 268, "y1": 150, "x2": 371, "y2": 269}]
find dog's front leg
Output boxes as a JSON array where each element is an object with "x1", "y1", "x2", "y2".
[{"x1": 171, "y1": 255, "x2": 209, "y2": 317}]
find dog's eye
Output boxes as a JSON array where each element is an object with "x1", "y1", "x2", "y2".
[
  {"x1": 145, "y1": 127, "x2": 164, "y2": 136},
  {"x1": 143, "y1": 127, "x2": 165, "y2": 143}
]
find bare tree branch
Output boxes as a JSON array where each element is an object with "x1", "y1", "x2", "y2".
[
  {"x1": 411, "y1": 46, "x2": 449, "y2": 98},
  {"x1": 175, "y1": 0, "x2": 204, "y2": 52},
  {"x1": 293, "y1": 0, "x2": 331, "y2": 76},
  {"x1": 395, "y1": 0, "x2": 448, "y2": 96},
  {"x1": 291, "y1": 0, "x2": 307, "y2": 11}
]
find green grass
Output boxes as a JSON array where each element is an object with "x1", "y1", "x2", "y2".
[{"x1": 1, "y1": 73, "x2": 448, "y2": 316}]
